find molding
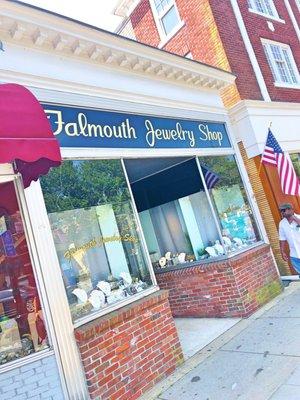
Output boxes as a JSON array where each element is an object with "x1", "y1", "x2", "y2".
[
  {"x1": 230, "y1": 99, "x2": 300, "y2": 113},
  {"x1": 248, "y1": 9, "x2": 285, "y2": 23},
  {"x1": 274, "y1": 82, "x2": 300, "y2": 89},
  {"x1": 0, "y1": 1, "x2": 235, "y2": 91},
  {"x1": 0, "y1": 70, "x2": 229, "y2": 116},
  {"x1": 230, "y1": 0, "x2": 271, "y2": 101},
  {"x1": 284, "y1": 0, "x2": 300, "y2": 43},
  {"x1": 114, "y1": 0, "x2": 140, "y2": 17}
]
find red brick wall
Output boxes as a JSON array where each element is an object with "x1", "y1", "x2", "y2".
[
  {"x1": 156, "y1": 245, "x2": 281, "y2": 318},
  {"x1": 290, "y1": 0, "x2": 300, "y2": 26},
  {"x1": 128, "y1": 0, "x2": 300, "y2": 104},
  {"x1": 130, "y1": 0, "x2": 160, "y2": 47},
  {"x1": 234, "y1": 0, "x2": 300, "y2": 102},
  {"x1": 128, "y1": 0, "x2": 261, "y2": 104},
  {"x1": 75, "y1": 290, "x2": 183, "y2": 400}
]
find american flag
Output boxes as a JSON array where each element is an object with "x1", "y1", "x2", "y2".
[
  {"x1": 202, "y1": 165, "x2": 219, "y2": 189},
  {"x1": 261, "y1": 129, "x2": 300, "y2": 196}
]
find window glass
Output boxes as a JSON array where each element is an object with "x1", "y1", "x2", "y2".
[
  {"x1": 40, "y1": 160, "x2": 153, "y2": 322},
  {"x1": 248, "y1": 0, "x2": 277, "y2": 17},
  {"x1": 291, "y1": 153, "x2": 300, "y2": 177},
  {"x1": 263, "y1": 42, "x2": 299, "y2": 85},
  {"x1": 124, "y1": 157, "x2": 224, "y2": 269},
  {"x1": 0, "y1": 181, "x2": 48, "y2": 365},
  {"x1": 161, "y1": 6, "x2": 179, "y2": 35},
  {"x1": 198, "y1": 155, "x2": 260, "y2": 253}
]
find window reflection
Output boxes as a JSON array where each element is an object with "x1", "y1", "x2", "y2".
[
  {"x1": 199, "y1": 155, "x2": 260, "y2": 252},
  {"x1": 41, "y1": 160, "x2": 153, "y2": 321},
  {"x1": 0, "y1": 182, "x2": 48, "y2": 365},
  {"x1": 124, "y1": 157, "x2": 224, "y2": 269}
]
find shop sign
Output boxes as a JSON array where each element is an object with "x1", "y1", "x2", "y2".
[{"x1": 43, "y1": 104, "x2": 231, "y2": 149}]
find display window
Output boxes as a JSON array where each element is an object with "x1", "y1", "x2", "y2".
[
  {"x1": 0, "y1": 181, "x2": 48, "y2": 365},
  {"x1": 40, "y1": 160, "x2": 153, "y2": 322},
  {"x1": 198, "y1": 155, "x2": 260, "y2": 253},
  {"x1": 40, "y1": 155, "x2": 261, "y2": 321},
  {"x1": 124, "y1": 157, "x2": 223, "y2": 266},
  {"x1": 125, "y1": 155, "x2": 261, "y2": 268}
]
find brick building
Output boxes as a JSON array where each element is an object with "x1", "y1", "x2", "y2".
[
  {"x1": 115, "y1": 0, "x2": 300, "y2": 276},
  {"x1": 1, "y1": 2, "x2": 283, "y2": 399}
]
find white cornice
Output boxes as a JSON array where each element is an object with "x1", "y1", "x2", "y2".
[
  {"x1": 0, "y1": 0, "x2": 235, "y2": 91},
  {"x1": 114, "y1": 0, "x2": 140, "y2": 17}
]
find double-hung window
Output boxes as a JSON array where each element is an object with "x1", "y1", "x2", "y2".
[
  {"x1": 247, "y1": 0, "x2": 279, "y2": 18},
  {"x1": 262, "y1": 40, "x2": 299, "y2": 86},
  {"x1": 151, "y1": 0, "x2": 181, "y2": 37}
]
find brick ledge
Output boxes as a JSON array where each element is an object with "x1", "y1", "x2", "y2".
[{"x1": 75, "y1": 289, "x2": 169, "y2": 342}]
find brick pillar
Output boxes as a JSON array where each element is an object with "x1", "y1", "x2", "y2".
[{"x1": 75, "y1": 290, "x2": 183, "y2": 400}]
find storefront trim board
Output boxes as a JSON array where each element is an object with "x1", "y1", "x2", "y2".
[{"x1": 229, "y1": 100, "x2": 300, "y2": 158}]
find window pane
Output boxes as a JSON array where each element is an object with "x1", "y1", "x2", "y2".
[
  {"x1": 282, "y1": 50, "x2": 298, "y2": 84},
  {"x1": 198, "y1": 155, "x2": 260, "y2": 253},
  {"x1": 263, "y1": 44, "x2": 277, "y2": 81},
  {"x1": 161, "y1": 6, "x2": 180, "y2": 35},
  {"x1": 40, "y1": 160, "x2": 153, "y2": 322},
  {"x1": 0, "y1": 182, "x2": 48, "y2": 365},
  {"x1": 124, "y1": 157, "x2": 224, "y2": 268},
  {"x1": 291, "y1": 153, "x2": 300, "y2": 177},
  {"x1": 154, "y1": 0, "x2": 172, "y2": 14}
]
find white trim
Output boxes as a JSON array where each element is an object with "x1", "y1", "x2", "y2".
[
  {"x1": 149, "y1": 0, "x2": 183, "y2": 41},
  {"x1": 274, "y1": 82, "x2": 300, "y2": 89},
  {"x1": 284, "y1": 0, "x2": 300, "y2": 43},
  {"x1": 0, "y1": 2, "x2": 235, "y2": 91},
  {"x1": 25, "y1": 181, "x2": 88, "y2": 400},
  {"x1": 158, "y1": 19, "x2": 185, "y2": 49},
  {"x1": 248, "y1": 9, "x2": 285, "y2": 23},
  {"x1": 230, "y1": 0, "x2": 271, "y2": 101},
  {"x1": 0, "y1": 348, "x2": 55, "y2": 374},
  {"x1": 247, "y1": 0, "x2": 280, "y2": 19},
  {"x1": 262, "y1": 38, "x2": 300, "y2": 86},
  {"x1": 74, "y1": 286, "x2": 159, "y2": 328}
]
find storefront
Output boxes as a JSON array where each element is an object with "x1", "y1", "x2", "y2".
[{"x1": 0, "y1": 2, "x2": 281, "y2": 400}]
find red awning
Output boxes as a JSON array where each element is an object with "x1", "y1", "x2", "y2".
[{"x1": 0, "y1": 83, "x2": 61, "y2": 188}]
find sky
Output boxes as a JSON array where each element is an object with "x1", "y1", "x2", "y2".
[{"x1": 23, "y1": 0, "x2": 123, "y2": 31}]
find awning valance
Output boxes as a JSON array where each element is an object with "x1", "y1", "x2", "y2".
[{"x1": 0, "y1": 83, "x2": 61, "y2": 187}]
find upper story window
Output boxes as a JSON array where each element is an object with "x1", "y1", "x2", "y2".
[
  {"x1": 262, "y1": 40, "x2": 300, "y2": 86},
  {"x1": 151, "y1": 0, "x2": 181, "y2": 37},
  {"x1": 247, "y1": 0, "x2": 279, "y2": 18},
  {"x1": 296, "y1": 0, "x2": 300, "y2": 12}
]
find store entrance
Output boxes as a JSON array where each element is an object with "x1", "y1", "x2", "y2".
[
  {"x1": 123, "y1": 157, "x2": 240, "y2": 359},
  {"x1": 0, "y1": 175, "x2": 49, "y2": 366}
]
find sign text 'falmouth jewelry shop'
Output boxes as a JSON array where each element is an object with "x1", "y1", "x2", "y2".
[{"x1": 43, "y1": 104, "x2": 231, "y2": 149}]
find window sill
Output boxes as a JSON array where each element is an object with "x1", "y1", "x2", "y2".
[
  {"x1": 73, "y1": 285, "x2": 159, "y2": 328},
  {"x1": 274, "y1": 82, "x2": 300, "y2": 89},
  {"x1": 0, "y1": 348, "x2": 55, "y2": 374},
  {"x1": 158, "y1": 20, "x2": 186, "y2": 49},
  {"x1": 248, "y1": 9, "x2": 285, "y2": 23}
]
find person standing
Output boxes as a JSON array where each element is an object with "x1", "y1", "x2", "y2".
[{"x1": 279, "y1": 203, "x2": 300, "y2": 274}]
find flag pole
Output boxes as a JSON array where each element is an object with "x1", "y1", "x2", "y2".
[{"x1": 258, "y1": 122, "x2": 272, "y2": 176}]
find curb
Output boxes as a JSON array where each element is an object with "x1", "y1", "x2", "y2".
[{"x1": 139, "y1": 282, "x2": 300, "y2": 400}]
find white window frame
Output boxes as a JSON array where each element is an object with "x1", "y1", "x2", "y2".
[
  {"x1": 149, "y1": 0, "x2": 184, "y2": 47},
  {"x1": 185, "y1": 51, "x2": 193, "y2": 59},
  {"x1": 296, "y1": 0, "x2": 300, "y2": 12},
  {"x1": 247, "y1": 0, "x2": 284, "y2": 22},
  {"x1": 262, "y1": 39, "x2": 300, "y2": 88}
]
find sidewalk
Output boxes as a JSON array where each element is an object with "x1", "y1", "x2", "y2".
[{"x1": 140, "y1": 282, "x2": 300, "y2": 400}]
